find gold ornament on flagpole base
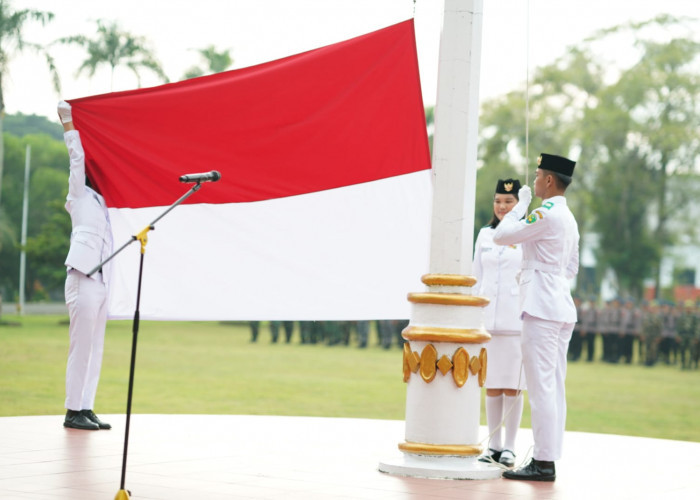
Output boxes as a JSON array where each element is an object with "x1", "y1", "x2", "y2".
[{"x1": 379, "y1": 274, "x2": 502, "y2": 479}]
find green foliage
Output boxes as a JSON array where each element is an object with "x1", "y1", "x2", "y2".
[
  {"x1": 0, "y1": 205, "x2": 14, "y2": 251},
  {"x1": 586, "y1": 26, "x2": 700, "y2": 298},
  {"x1": 4, "y1": 112, "x2": 63, "y2": 140},
  {"x1": 0, "y1": 0, "x2": 60, "y2": 258},
  {"x1": 476, "y1": 92, "x2": 530, "y2": 237},
  {"x1": 0, "y1": 126, "x2": 68, "y2": 301},
  {"x1": 182, "y1": 44, "x2": 233, "y2": 80},
  {"x1": 478, "y1": 14, "x2": 700, "y2": 299},
  {"x1": 589, "y1": 151, "x2": 659, "y2": 296},
  {"x1": 57, "y1": 19, "x2": 168, "y2": 89},
  {"x1": 25, "y1": 199, "x2": 70, "y2": 298},
  {"x1": 0, "y1": 1, "x2": 59, "y2": 98}
]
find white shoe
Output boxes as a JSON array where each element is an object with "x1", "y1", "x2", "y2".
[{"x1": 57, "y1": 101, "x2": 72, "y2": 124}]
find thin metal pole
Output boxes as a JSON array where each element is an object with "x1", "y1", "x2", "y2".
[
  {"x1": 119, "y1": 250, "x2": 144, "y2": 491},
  {"x1": 19, "y1": 145, "x2": 30, "y2": 315},
  {"x1": 88, "y1": 182, "x2": 201, "y2": 277},
  {"x1": 110, "y1": 180, "x2": 210, "y2": 499}
]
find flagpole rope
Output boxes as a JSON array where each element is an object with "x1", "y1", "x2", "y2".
[{"x1": 525, "y1": 0, "x2": 531, "y2": 186}]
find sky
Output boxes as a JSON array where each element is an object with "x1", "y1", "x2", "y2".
[{"x1": 6, "y1": 0, "x2": 699, "y2": 120}]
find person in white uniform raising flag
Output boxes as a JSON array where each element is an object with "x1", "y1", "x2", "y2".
[
  {"x1": 493, "y1": 153, "x2": 580, "y2": 482},
  {"x1": 58, "y1": 101, "x2": 114, "y2": 431}
]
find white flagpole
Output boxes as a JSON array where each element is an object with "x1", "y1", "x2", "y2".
[{"x1": 379, "y1": 0, "x2": 500, "y2": 479}]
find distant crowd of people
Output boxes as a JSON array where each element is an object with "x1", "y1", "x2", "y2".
[
  {"x1": 570, "y1": 297, "x2": 700, "y2": 369},
  {"x1": 247, "y1": 296, "x2": 700, "y2": 371},
  {"x1": 248, "y1": 320, "x2": 409, "y2": 349}
]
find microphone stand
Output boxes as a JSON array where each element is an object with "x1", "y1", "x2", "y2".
[{"x1": 88, "y1": 182, "x2": 205, "y2": 500}]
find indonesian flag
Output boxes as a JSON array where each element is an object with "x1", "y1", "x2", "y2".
[{"x1": 68, "y1": 19, "x2": 432, "y2": 321}]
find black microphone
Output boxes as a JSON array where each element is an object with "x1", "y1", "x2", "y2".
[{"x1": 179, "y1": 170, "x2": 221, "y2": 183}]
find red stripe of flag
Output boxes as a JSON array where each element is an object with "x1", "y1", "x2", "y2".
[{"x1": 69, "y1": 19, "x2": 430, "y2": 209}]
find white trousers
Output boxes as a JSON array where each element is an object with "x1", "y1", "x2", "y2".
[
  {"x1": 65, "y1": 269, "x2": 107, "y2": 411},
  {"x1": 521, "y1": 313, "x2": 574, "y2": 461}
]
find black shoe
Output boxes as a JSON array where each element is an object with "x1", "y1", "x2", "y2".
[
  {"x1": 499, "y1": 449, "x2": 515, "y2": 467},
  {"x1": 64, "y1": 410, "x2": 99, "y2": 430},
  {"x1": 80, "y1": 409, "x2": 111, "y2": 429},
  {"x1": 502, "y1": 458, "x2": 555, "y2": 481},
  {"x1": 478, "y1": 448, "x2": 502, "y2": 464}
]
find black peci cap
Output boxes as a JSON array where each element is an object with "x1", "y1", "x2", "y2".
[
  {"x1": 495, "y1": 178, "x2": 521, "y2": 195},
  {"x1": 537, "y1": 153, "x2": 576, "y2": 177}
]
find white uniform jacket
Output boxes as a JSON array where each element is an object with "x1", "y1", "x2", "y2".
[
  {"x1": 472, "y1": 226, "x2": 523, "y2": 333},
  {"x1": 63, "y1": 130, "x2": 113, "y2": 284},
  {"x1": 492, "y1": 195, "x2": 579, "y2": 323}
]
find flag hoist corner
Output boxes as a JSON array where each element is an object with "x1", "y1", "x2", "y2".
[{"x1": 68, "y1": 19, "x2": 433, "y2": 321}]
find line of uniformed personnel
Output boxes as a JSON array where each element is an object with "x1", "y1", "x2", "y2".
[
  {"x1": 243, "y1": 298, "x2": 700, "y2": 368},
  {"x1": 247, "y1": 320, "x2": 409, "y2": 349},
  {"x1": 569, "y1": 297, "x2": 700, "y2": 369}
]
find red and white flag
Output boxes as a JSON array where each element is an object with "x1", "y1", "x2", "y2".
[{"x1": 69, "y1": 19, "x2": 432, "y2": 321}]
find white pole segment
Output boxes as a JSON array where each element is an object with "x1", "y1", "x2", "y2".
[
  {"x1": 379, "y1": 0, "x2": 500, "y2": 479},
  {"x1": 429, "y1": 0, "x2": 483, "y2": 275}
]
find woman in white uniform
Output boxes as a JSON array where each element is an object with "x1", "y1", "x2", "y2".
[{"x1": 473, "y1": 178, "x2": 526, "y2": 467}]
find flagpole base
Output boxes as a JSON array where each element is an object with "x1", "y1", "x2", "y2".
[
  {"x1": 114, "y1": 489, "x2": 131, "y2": 500},
  {"x1": 378, "y1": 454, "x2": 502, "y2": 480}
]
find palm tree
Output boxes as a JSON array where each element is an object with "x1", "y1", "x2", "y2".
[
  {"x1": 182, "y1": 45, "x2": 233, "y2": 80},
  {"x1": 0, "y1": 0, "x2": 60, "y2": 206},
  {"x1": 59, "y1": 19, "x2": 169, "y2": 90}
]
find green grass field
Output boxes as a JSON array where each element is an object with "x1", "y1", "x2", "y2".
[{"x1": 2, "y1": 315, "x2": 699, "y2": 442}]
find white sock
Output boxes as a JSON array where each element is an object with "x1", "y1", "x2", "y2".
[
  {"x1": 485, "y1": 394, "x2": 504, "y2": 451},
  {"x1": 503, "y1": 393, "x2": 524, "y2": 452}
]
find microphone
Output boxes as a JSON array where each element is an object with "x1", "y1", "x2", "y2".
[{"x1": 179, "y1": 170, "x2": 221, "y2": 183}]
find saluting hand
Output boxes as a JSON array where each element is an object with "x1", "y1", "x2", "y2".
[
  {"x1": 512, "y1": 185, "x2": 532, "y2": 219},
  {"x1": 518, "y1": 185, "x2": 532, "y2": 206}
]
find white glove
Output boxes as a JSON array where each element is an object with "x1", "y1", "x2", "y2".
[
  {"x1": 57, "y1": 101, "x2": 72, "y2": 124},
  {"x1": 512, "y1": 185, "x2": 532, "y2": 219}
]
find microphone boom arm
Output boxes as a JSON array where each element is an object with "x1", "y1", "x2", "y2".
[{"x1": 87, "y1": 182, "x2": 203, "y2": 276}]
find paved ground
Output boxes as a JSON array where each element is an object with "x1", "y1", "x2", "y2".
[{"x1": 1, "y1": 414, "x2": 699, "y2": 500}]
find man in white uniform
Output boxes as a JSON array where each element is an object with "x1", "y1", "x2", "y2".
[
  {"x1": 493, "y1": 153, "x2": 579, "y2": 481},
  {"x1": 59, "y1": 101, "x2": 113, "y2": 431}
]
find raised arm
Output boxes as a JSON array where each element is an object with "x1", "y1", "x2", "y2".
[{"x1": 58, "y1": 101, "x2": 87, "y2": 202}]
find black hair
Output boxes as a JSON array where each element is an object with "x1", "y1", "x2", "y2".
[{"x1": 541, "y1": 168, "x2": 572, "y2": 190}]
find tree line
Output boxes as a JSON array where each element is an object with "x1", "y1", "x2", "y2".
[
  {"x1": 0, "y1": 3, "x2": 699, "y2": 308},
  {"x1": 0, "y1": 0, "x2": 233, "y2": 308},
  {"x1": 474, "y1": 14, "x2": 700, "y2": 300}
]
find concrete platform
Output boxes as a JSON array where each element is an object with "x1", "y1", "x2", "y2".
[{"x1": 1, "y1": 414, "x2": 699, "y2": 499}]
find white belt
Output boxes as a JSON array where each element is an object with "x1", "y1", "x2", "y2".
[{"x1": 522, "y1": 259, "x2": 563, "y2": 275}]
